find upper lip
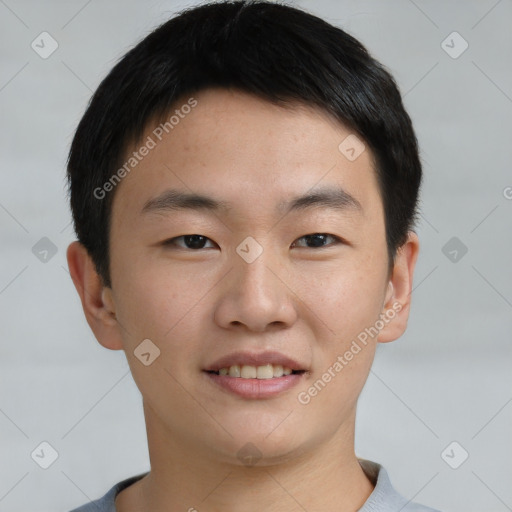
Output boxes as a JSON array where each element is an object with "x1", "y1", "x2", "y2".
[{"x1": 204, "y1": 350, "x2": 306, "y2": 372}]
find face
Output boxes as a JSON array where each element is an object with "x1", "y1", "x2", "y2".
[{"x1": 75, "y1": 88, "x2": 416, "y2": 465}]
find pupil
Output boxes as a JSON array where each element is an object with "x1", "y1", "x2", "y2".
[
  {"x1": 185, "y1": 235, "x2": 206, "y2": 249},
  {"x1": 306, "y1": 234, "x2": 326, "y2": 247}
]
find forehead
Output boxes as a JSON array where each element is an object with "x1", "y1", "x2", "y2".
[{"x1": 111, "y1": 88, "x2": 382, "y2": 226}]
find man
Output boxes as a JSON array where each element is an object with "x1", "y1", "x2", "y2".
[{"x1": 66, "y1": 1, "x2": 439, "y2": 510}]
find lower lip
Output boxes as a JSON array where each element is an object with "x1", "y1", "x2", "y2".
[{"x1": 203, "y1": 371, "x2": 304, "y2": 399}]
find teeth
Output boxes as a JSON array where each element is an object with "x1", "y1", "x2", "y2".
[
  {"x1": 241, "y1": 365, "x2": 257, "y2": 378},
  {"x1": 229, "y1": 365, "x2": 241, "y2": 377},
  {"x1": 216, "y1": 364, "x2": 297, "y2": 379},
  {"x1": 256, "y1": 364, "x2": 273, "y2": 379},
  {"x1": 273, "y1": 365, "x2": 284, "y2": 377}
]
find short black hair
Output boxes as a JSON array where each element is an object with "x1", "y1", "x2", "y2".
[{"x1": 66, "y1": 0, "x2": 422, "y2": 288}]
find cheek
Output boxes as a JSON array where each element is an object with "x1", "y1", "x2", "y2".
[
  {"x1": 311, "y1": 280, "x2": 380, "y2": 389},
  {"x1": 299, "y1": 256, "x2": 386, "y2": 345},
  {"x1": 111, "y1": 251, "x2": 208, "y2": 361},
  {"x1": 112, "y1": 263, "x2": 208, "y2": 403},
  {"x1": 294, "y1": 269, "x2": 381, "y2": 423},
  {"x1": 302, "y1": 251, "x2": 386, "y2": 407}
]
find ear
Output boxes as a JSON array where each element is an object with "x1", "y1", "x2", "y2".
[
  {"x1": 377, "y1": 231, "x2": 420, "y2": 343},
  {"x1": 66, "y1": 241, "x2": 124, "y2": 350}
]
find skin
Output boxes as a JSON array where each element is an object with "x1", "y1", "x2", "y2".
[{"x1": 67, "y1": 88, "x2": 419, "y2": 512}]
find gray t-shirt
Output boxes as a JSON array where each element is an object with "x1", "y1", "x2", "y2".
[{"x1": 69, "y1": 459, "x2": 441, "y2": 512}]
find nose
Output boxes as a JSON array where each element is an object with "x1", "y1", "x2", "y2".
[{"x1": 213, "y1": 246, "x2": 298, "y2": 332}]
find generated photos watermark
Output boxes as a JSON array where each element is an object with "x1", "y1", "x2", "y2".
[
  {"x1": 93, "y1": 97, "x2": 198, "y2": 200},
  {"x1": 297, "y1": 301, "x2": 402, "y2": 405}
]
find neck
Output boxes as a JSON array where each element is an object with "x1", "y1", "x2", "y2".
[{"x1": 115, "y1": 403, "x2": 374, "y2": 512}]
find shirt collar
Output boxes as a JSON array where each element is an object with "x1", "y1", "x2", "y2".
[{"x1": 93, "y1": 459, "x2": 416, "y2": 512}]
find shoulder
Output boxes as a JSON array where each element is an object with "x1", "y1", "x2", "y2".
[
  {"x1": 358, "y1": 459, "x2": 442, "y2": 512},
  {"x1": 67, "y1": 472, "x2": 149, "y2": 512},
  {"x1": 68, "y1": 483, "x2": 118, "y2": 512}
]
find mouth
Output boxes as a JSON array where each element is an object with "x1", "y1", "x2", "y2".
[
  {"x1": 202, "y1": 351, "x2": 308, "y2": 399},
  {"x1": 203, "y1": 368, "x2": 305, "y2": 399},
  {"x1": 205, "y1": 364, "x2": 306, "y2": 379}
]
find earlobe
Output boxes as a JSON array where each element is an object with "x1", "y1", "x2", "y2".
[
  {"x1": 66, "y1": 241, "x2": 123, "y2": 350},
  {"x1": 377, "y1": 231, "x2": 420, "y2": 344}
]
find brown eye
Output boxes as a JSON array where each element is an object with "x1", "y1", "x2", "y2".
[
  {"x1": 291, "y1": 233, "x2": 341, "y2": 249},
  {"x1": 163, "y1": 235, "x2": 216, "y2": 250}
]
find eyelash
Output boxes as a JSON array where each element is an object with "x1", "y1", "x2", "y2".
[{"x1": 163, "y1": 233, "x2": 344, "y2": 250}]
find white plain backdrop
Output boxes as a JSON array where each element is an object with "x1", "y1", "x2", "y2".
[{"x1": 1, "y1": 1, "x2": 511, "y2": 511}]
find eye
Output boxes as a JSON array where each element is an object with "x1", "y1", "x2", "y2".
[
  {"x1": 163, "y1": 234, "x2": 216, "y2": 250},
  {"x1": 163, "y1": 233, "x2": 343, "y2": 250},
  {"x1": 291, "y1": 233, "x2": 342, "y2": 249}
]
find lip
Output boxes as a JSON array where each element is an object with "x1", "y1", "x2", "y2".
[
  {"x1": 204, "y1": 371, "x2": 305, "y2": 399},
  {"x1": 203, "y1": 350, "x2": 306, "y2": 372}
]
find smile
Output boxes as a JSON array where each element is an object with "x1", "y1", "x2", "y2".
[
  {"x1": 204, "y1": 368, "x2": 306, "y2": 399},
  {"x1": 208, "y1": 363, "x2": 304, "y2": 379}
]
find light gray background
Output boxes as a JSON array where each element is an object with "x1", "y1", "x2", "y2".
[{"x1": 1, "y1": 1, "x2": 511, "y2": 511}]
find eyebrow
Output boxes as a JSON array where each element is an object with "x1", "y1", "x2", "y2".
[{"x1": 141, "y1": 185, "x2": 363, "y2": 217}]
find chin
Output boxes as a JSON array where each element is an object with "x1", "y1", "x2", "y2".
[{"x1": 205, "y1": 420, "x2": 315, "y2": 467}]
